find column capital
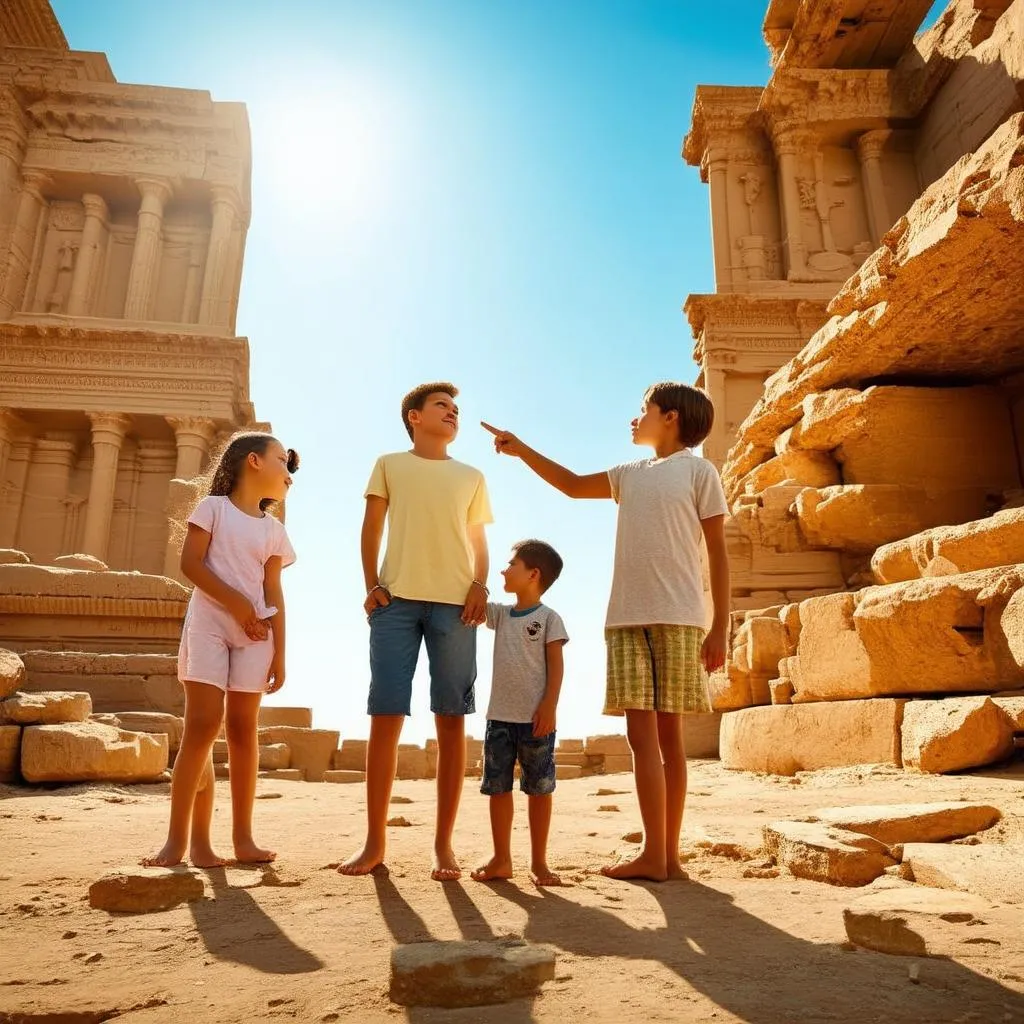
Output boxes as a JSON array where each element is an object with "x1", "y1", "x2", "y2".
[
  {"x1": 81, "y1": 193, "x2": 109, "y2": 222},
  {"x1": 856, "y1": 130, "x2": 892, "y2": 162},
  {"x1": 166, "y1": 415, "x2": 217, "y2": 443},
  {"x1": 88, "y1": 412, "x2": 132, "y2": 444},
  {"x1": 210, "y1": 184, "x2": 242, "y2": 215},
  {"x1": 771, "y1": 122, "x2": 817, "y2": 158},
  {"x1": 20, "y1": 169, "x2": 50, "y2": 200},
  {"x1": 0, "y1": 408, "x2": 27, "y2": 442},
  {"x1": 134, "y1": 176, "x2": 174, "y2": 207}
]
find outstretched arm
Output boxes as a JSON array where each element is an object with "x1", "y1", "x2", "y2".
[{"x1": 480, "y1": 422, "x2": 611, "y2": 499}]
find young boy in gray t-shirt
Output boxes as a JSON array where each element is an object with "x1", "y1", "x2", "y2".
[{"x1": 470, "y1": 540, "x2": 568, "y2": 887}]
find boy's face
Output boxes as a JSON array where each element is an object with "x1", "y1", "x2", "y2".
[
  {"x1": 631, "y1": 400, "x2": 677, "y2": 447},
  {"x1": 409, "y1": 392, "x2": 459, "y2": 440},
  {"x1": 501, "y1": 555, "x2": 539, "y2": 595}
]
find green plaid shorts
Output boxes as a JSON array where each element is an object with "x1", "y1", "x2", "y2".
[{"x1": 604, "y1": 624, "x2": 711, "y2": 716}]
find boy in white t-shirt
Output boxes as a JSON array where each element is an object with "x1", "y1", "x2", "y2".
[
  {"x1": 471, "y1": 540, "x2": 568, "y2": 887},
  {"x1": 481, "y1": 382, "x2": 730, "y2": 883}
]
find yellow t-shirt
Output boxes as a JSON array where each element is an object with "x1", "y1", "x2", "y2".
[{"x1": 365, "y1": 452, "x2": 493, "y2": 605}]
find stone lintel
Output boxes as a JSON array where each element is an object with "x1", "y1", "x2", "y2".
[{"x1": 683, "y1": 85, "x2": 766, "y2": 175}]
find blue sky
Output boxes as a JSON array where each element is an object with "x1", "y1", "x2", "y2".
[{"x1": 53, "y1": 1, "x2": 942, "y2": 743}]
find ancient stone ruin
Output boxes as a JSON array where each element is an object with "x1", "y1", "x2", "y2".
[{"x1": 684, "y1": 0, "x2": 1024, "y2": 775}]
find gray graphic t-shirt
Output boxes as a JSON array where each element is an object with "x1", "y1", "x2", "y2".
[{"x1": 485, "y1": 602, "x2": 569, "y2": 724}]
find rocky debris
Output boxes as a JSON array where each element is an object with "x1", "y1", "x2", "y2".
[
  {"x1": 257, "y1": 726, "x2": 338, "y2": 782},
  {"x1": 88, "y1": 866, "x2": 205, "y2": 913},
  {"x1": 597, "y1": 805, "x2": 620, "y2": 813},
  {"x1": 763, "y1": 821, "x2": 895, "y2": 886},
  {"x1": 20, "y1": 721, "x2": 168, "y2": 784},
  {"x1": 621, "y1": 831, "x2": 643, "y2": 843},
  {"x1": 323, "y1": 770, "x2": 365, "y2": 784},
  {"x1": 813, "y1": 802, "x2": 1002, "y2": 846},
  {"x1": 0, "y1": 690, "x2": 91, "y2": 725},
  {"x1": 387, "y1": 816, "x2": 412, "y2": 827},
  {"x1": 0, "y1": 648, "x2": 25, "y2": 699},
  {"x1": 0, "y1": 724, "x2": 20, "y2": 782},
  {"x1": 52, "y1": 553, "x2": 108, "y2": 571},
  {"x1": 720, "y1": 700, "x2": 904, "y2": 774},
  {"x1": 901, "y1": 697, "x2": 1016, "y2": 773},
  {"x1": 901, "y1": 843, "x2": 1022, "y2": 904},
  {"x1": 391, "y1": 795, "x2": 413, "y2": 804},
  {"x1": 257, "y1": 706, "x2": 313, "y2": 729},
  {"x1": 843, "y1": 885, "x2": 1020, "y2": 958},
  {"x1": 389, "y1": 939, "x2": 556, "y2": 1008}
]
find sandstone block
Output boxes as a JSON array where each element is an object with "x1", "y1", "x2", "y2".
[
  {"x1": 389, "y1": 940, "x2": 556, "y2": 1008},
  {"x1": 0, "y1": 724, "x2": 20, "y2": 782},
  {"x1": 0, "y1": 648, "x2": 25, "y2": 699},
  {"x1": 813, "y1": 802, "x2": 1002, "y2": 847},
  {"x1": 88, "y1": 866, "x2": 204, "y2": 913},
  {"x1": 257, "y1": 727, "x2": 339, "y2": 782},
  {"x1": 21, "y1": 722, "x2": 168, "y2": 783},
  {"x1": 556, "y1": 738, "x2": 584, "y2": 753},
  {"x1": 333, "y1": 739, "x2": 367, "y2": 771},
  {"x1": 324, "y1": 770, "x2": 365, "y2": 784},
  {"x1": 555, "y1": 764, "x2": 583, "y2": 780},
  {"x1": 720, "y1": 700, "x2": 904, "y2": 775},
  {"x1": 259, "y1": 768, "x2": 304, "y2": 781},
  {"x1": 993, "y1": 696, "x2": 1024, "y2": 729},
  {"x1": 257, "y1": 706, "x2": 313, "y2": 729},
  {"x1": 585, "y1": 734, "x2": 630, "y2": 757},
  {"x1": 684, "y1": 712, "x2": 720, "y2": 758},
  {"x1": 769, "y1": 679, "x2": 794, "y2": 705},
  {"x1": 0, "y1": 549, "x2": 29, "y2": 564},
  {"x1": 902, "y1": 843, "x2": 1022, "y2": 904},
  {"x1": 901, "y1": 697, "x2": 1015, "y2": 773},
  {"x1": 100, "y1": 712, "x2": 184, "y2": 756},
  {"x1": 396, "y1": 745, "x2": 430, "y2": 780},
  {"x1": 258, "y1": 743, "x2": 290, "y2": 771},
  {"x1": 466, "y1": 737, "x2": 483, "y2": 761},
  {"x1": 600, "y1": 754, "x2": 634, "y2": 774},
  {"x1": 212, "y1": 738, "x2": 229, "y2": 764},
  {"x1": 763, "y1": 821, "x2": 895, "y2": 886},
  {"x1": 743, "y1": 449, "x2": 840, "y2": 493},
  {"x1": 53, "y1": 554, "x2": 108, "y2": 571},
  {"x1": 0, "y1": 691, "x2": 91, "y2": 725},
  {"x1": 554, "y1": 752, "x2": 588, "y2": 767}
]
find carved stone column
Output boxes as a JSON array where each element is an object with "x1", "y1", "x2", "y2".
[
  {"x1": 81, "y1": 413, "x2": 132, "y2": 561},
  {"x1": 0, "y1": 170, "x2": 48, "y2": 315},
  {"x1": 0, "y1": 436, "x2": 33, "y2": 548},
  {"x1": 66, "y1": 193, "x2": 109, "y2": 316},
  {"x1": 124, "y1": 178, "x2": 172, "y2": 321},
  {"x1": 703, "y1": 366, "x2": 730, "y2": 469},
  {"x1": 706, "y1": 149, "x2": 733, "y2": 292},
  {"x1": 0, "y1": 88, "x2": 28, "y2": 263},
  {"x1": 198, "y1": 186, "x2": 240, "y2": 327},
  {"x1": 27, "y1": 434, "x2": 77, "y2": 560},
  {"x1": 168, "y1": 416, "x2": 216, "y2": 481},
  {"x1": 771, "y1": 127, "x2": 809, "y2": 280},
  {"x1": 856, "y1": 130, "x2": 892, "y2": 247},
  {"x1": 0, "y1": 408, "x2": 22, "y2": 486}
]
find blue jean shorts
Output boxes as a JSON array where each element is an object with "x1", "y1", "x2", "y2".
[
  {"x1": 367, "y1": 597, "x2": 476, "y2": 716},
  {"x1": 480, "y1": 720, "x2": 556, "y2": 797}
]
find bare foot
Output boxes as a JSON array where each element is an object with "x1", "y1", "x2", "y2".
[
  {"x1": 471, "y1": 856, "x2": 513, "y2": 882},
  {"x1": 601, "y1": 854, "x2": 668, "y2": 883},
  {"x1": 431, "y1": 847, "x2": 462, "y2": 881},
  {"x1": 666, "y1": 859, "x2": 689, "y2": 881},
  {"x1": 141, "y1": 842, "x2": 186, "y2": 868},
  {"x1": 190, "y1": 845, "x2": 229, "y2": 869},
  {"x1": 233, "y1": 839, "x2": 277, "y2": 864},
  {"x1": 337, "y1": 843, "x2": 385, "y2": 876},
  {"x1": 529, "y1": 863, "x2": 564, "y2": 887}
]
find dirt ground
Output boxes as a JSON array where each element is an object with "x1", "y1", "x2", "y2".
[{"x1": 2, "y1": 758, "x2": 1023, "y2": 1024}]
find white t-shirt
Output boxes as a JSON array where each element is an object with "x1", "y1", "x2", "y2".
[
  {"x1": 187, "y1": 495, "x2": 296, "y2": 622},
  {"x1": 485, "y1": 602, "x2": 569, "y2": 724},
  {"x1": 605, "y1": 450, "x2": 728, "y2": 629}
]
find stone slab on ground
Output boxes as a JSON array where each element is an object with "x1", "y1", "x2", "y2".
[
  {"x1": 843, "y1": 885, "x2": 1022, "y2": 958},
  {"x1": 721, "y1": 700, "x2": 905, "y2": 774},
  {"x1": 259, "y1": 768, "x2": 304, "y2": 781},
  {"x1": 259, "y1": 743, "x2": 290, "y2": 771},
  {"x1": 0, "y1": 690, "x2": 91, "y2": 725},
  {"x1": 324, "y1": 770, "x2": 365, "y2": 784},
  {"x1": 901, "y1": 697, "x2": 1016, "y2": 773},
  {"x1": 763, "y1": 820, "x2": 895, "y2": 886},
  {"x1": 257, "y1": 727, "x2": 339, "y2": 782},
  {"x1": 88, "y1": 866, "x2": 205, "y2": 913},
  {"x1": 257, "y1": 706, "x2": 313, "y2": 729},
  {"x1": 901, "y1": 843, "x2": 1023, "y2": 904},
  {"x1": 585, "y1": 734, "x2": 630, "y2": 757},
  {"x1": 92, "y1": 712, "x2": 185, "y2": 756},
  {"x1": 21, "y1": 722, "x2": 168, "y2": 783},
  {"x1": 813, "y1": 802, "x2": 1002, "y2": 846},
  {"x1": 600, "y1": 754, "x2": 634, "y2": 774},
  {"x1": 0, "y1": 724, "x2": 20, "y2": 782},
  {"x1": 333, "y1": 739, "x2": 367, "y2": 771},
  {"x1": 555, "y1": 764, "x2": 583, "y2": 780},
  {"x1": 389, "y1": 939, "x2": 556, "y2": 1008},
  {"x1": 0, "y1": 648, "x2": 25, "y2": 699}
]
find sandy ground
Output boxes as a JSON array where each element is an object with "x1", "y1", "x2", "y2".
[{"x1": 2, "y1": 759, "x2": 1024, "y2": 1024}]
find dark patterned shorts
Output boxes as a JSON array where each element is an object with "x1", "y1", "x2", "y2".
[{"x1": 480, "y1": 720, "x2": 556, "y2": 796}]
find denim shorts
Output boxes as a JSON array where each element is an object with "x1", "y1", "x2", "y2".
[
  {"x1": 367, "y1": 597, "x2": 476, "y2": 716},
  {"x1": 480, "y1": 720, "x2": 556, "y2": 797}
]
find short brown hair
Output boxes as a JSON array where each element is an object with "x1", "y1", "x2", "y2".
[
  {"x1": 512, "y1": 539, "x2": 563, "y2": 593},
  {"x1": 644, "y1": 382, "x2": 715, "y2": 447},
  {"x1": 400, "y1": 382, "x2": 458, "y2": 440}
]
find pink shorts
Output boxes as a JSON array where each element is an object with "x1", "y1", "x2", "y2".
[{"x1": 178, "y1": 606, "x2": 275, "y2": 693}]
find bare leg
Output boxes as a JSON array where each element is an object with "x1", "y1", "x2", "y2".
[
  {"x1": 144, "y1": 681, "x2": 224, "y2": 867},
  {"x1": 527, "y1": 794, "x2": 561, "y2": 886},
  {"x1": 226, "y1": 690, "x2": 274, "y2": 863},
  {"x1": 471, "y1": 792, "x2": 514, "y2": 881},
  {"x1": 188, "y1": 756, "x2": 227, "y2": 868},
  {"x1": 658, "y1": 712, "x2": 688, "y2": 880},
  {"x1": 601, "y1": 710, "x2": 668, "y2": 881},
  {"x1": 432, "y1": 713, "x2": 465, "y2": 880},
  {"x1": 339, "y1": 714, "x2": 403, "y2": 875}
]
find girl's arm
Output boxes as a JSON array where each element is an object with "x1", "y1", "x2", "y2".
[
  {"x1": 263, "y1": 554, "x2": 286, "y2": 692},
  {"x1": 700, "y1": 514, "x2": 730, "y2": 673},
  {"x1": 180, "y1": 523, "x2": 261, "y2": 630}
]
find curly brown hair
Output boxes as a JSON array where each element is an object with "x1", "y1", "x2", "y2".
[
  {"x1": 400, "y1": 382, "x2": 458, "y2": 440},
  {"x1": 208, "y1": 432, "x2": 299, "y2": 512}
]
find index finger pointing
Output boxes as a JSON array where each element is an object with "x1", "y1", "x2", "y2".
[{"x1": 480, "y1": 421, "x2": 502, "y2": 436}]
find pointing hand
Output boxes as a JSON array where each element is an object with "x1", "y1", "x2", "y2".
[{"x1": 481, "y1": 421, "x2": 526, "y2": 459}]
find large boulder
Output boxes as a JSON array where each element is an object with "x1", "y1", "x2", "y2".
[
  {"x1": 0, "y1": 725, "x2": 20, "y2": 782},
  {"x1": 88, "y1": 866, "x2": 205, "y2": 913},
  {"x1": 0, "y1": 691, "x2": 91, "y2": 725},
  {"x1": 813, "y1": 802, "x2": 1002, "y2": 846},
  {"x1": 902, "y1": 843, "x2": 1022, "y2": 904},
  {"x1": 763, "y1": 821, "x2": 895, "y2": 886},
  {"x1": 21, "y1": 722, "x2": 168, "y2": 783},
  {"x1": 0, "y1": 648, "x2": 25, "y2": 699},
  {"x1": 901, "y1": 697, "x2": 1016, "y2": 773}
]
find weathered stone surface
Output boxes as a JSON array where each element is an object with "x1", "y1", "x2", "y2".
[
  {"x1": 389, "y1": 940, "x2": 556, "y2": 1008},
  {"x1": 843, "y1": 886, "x2": 1021, "y2": 958},
  {"x1": 685, "y1": 712, "x2": 721, "y2": 758},
  {"x1": 332, "y1": 739, "x2": 366, "y2": 772},
  {"x1": 814, "y1": 802, "x2": 1002, "y2": 847},
  {"x1": 901, "y1": 697, "x2": 1016, "y2": 773},
  {"x1": 557, "y1": 738, "x2": 584, "y2": 753},
  {"x1": 0, "y1": 648, "x2": 25, "y2": 699},
  {"x1": 0, "y1": 690, "x2": 91, "y2": 725},
  {"x1": 259, "y1": 768, "x2": 304, "y2": 781},
  {"x1": 324, "y1": 770, "x2": 365, "y2": 784},
  {"x1": 555, "y1": 764, "x2": 583, "y2": 780},
  {"x1": 585, "y1": 734, "x2": 631, "y2": 757},
  {"x1": 0, "y1": 549, "x2": 29, "y2": 564},
  {"x1": 258, "y1": 743, "x2": 290, "y2": 771},
  {"x1": 21, "y1": 722, "x2": 168, "y2": 783},
  {"x1": 763, "y1": 821, "x2": 895, "y2": 886},
  {"x1": 721, "y1": 700, "x2": 905, "y2": 775},
  {"x1": 257, "y1": 706, "x2": 313, "y2": 729},
  {"x1": 396, "y1": 744, "x2": 430, "y2": 780},
  {"x1": 88, "y1": 866, "x2": 205, "y2": 913},
  {"x1": 600, "y1": 754, "x2": 634, "y2": 774},
  {"x1": 0, "y1": 724, "x2": 21, "y2": 782},
  {"x1": 902, "y1": 843, "x2": 1023, "y2": 904},
  {"x1": 256, "y1": 727, "x2": 338, "y2": 782},
  {"x1": 994, "y1": 695, "x2": 1024, "y2": 729},
  {"x1": 873, "y1": 508, "x2": 1024, "y2": 584},
  {"x1": 53, "y1": 554, "x2": 108, "y2": 571},
  {"x1": 93, "y1": 712, "x2": 185, "y2": 756}
]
